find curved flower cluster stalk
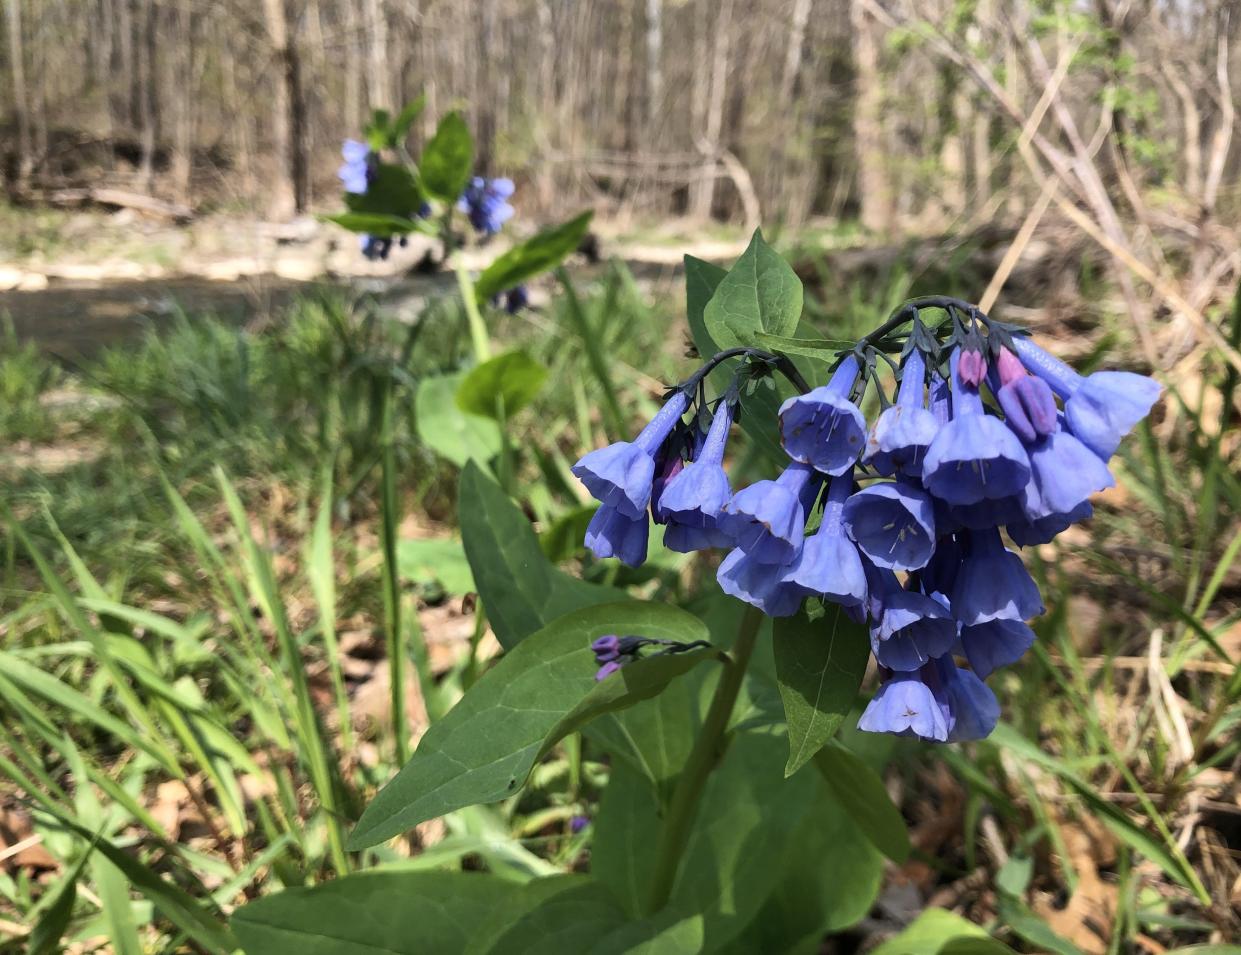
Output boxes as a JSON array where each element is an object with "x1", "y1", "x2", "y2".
[{"x1": 572, "y1": 298, "x2": 1162, "y2": 742}]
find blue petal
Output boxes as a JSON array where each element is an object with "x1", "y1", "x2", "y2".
[
  {"x1": 1007, "y1": 501, "x2": 1092, "y2": 547},
  {"x1": 658, "y1": 460, "x2": 731, "y2": 527},
  {"x1": 780, "y1": 527, "x2": 868, "y2": 608},
  {"x1": 585, "y1": 505, "x2": 649, "y2": 566},
  {"x1": 936, "y1": 661, "x2": 1001, "y2": 742},
  {"x1": 341, "y1": 139, "x2": 370, "y2": 163},
  {"x1": 951, "y1": 537, "x2": 1044, "y2": 625},
  {"x1": 1022, "y1": 427, "x2": 1114, "y2": 520},
  {"x1": 922, "y1": 414, "x2": 1031, "y2": 504},
  {"x1": 864, "y1": 405, "x2": 940, "y2": 478},
  {"x1": 858, "y1": 676, "x2": 950, "y2": 741},
  {"x1": 842, "y1": 482, "x2": 937, "y2": 571},
  {"x1": 871, "y1": 589, "x2": 958, "y2": 671},
  {"x1": 663, "y1": 520, "x2": 732, "y2": 553},
  {"x1": 717, "y1": 548, "x2": 803, "y2": 617},
  {"x1": 572, "y1": 442, "x2": 656, "y2": 519},
  {"x1": 1065, "y1": 371, "x2": 1162, "y2": 460},
  {"x1": 718, "y1": 476, "x2": 807, "y2": 565},
  {"x1": 948, "y1": 494, "x2": 1026, "y2": 530},
  {"x1": 779, "y1": 389, "x2": 867, "y2": 476},
  {"x1": 959, "y1": 618, "x2": 1036, "y2": 677}
]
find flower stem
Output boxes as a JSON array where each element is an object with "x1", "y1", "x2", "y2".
[
  {"x1": 454, "y1": 254, "x2": 491, "y2": 362},
  {"x1": 644, "y1": 604, "x2": 764, "y2": 914}
]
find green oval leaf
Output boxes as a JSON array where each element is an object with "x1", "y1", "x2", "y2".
[
  {"x1": 814, "y1": 742, "x2": 911, "y2": 863},
  {"x1": 347, "y1": 600, "x2": 710, "y2": 849},
  {"x1": 474, "y1": 211, "x2": 594, "y2": 303},
  {"x1": 773, "y1": 605, "x2": 871, "y2": 777},
  {"x1": 456, "y1": 350, "x2": 549, "y2": 419},
  {"x1": 420, "y1": 111, "x2": 474, "y2": 202},
  {"x1": 232, "y1": 871, "x2": 516, "y2": 954},
  {"x1": 703, "y1": 229, "x2": 803, "y2": 350},
  {"x1": 416, "y1": 374, "x2": 502, "y2": 468}
]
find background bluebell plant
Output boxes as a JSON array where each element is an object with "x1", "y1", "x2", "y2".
[{"x1": 572, "y1": 289, "x2": 1161, "y2": 744}]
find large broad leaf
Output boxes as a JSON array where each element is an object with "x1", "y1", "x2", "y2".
[
  {"x1": 869, "y1": 909, "x2": 1015, "y2": 955},
  {"x1": 703, "y1": 229, "x2": 802, "y2": 350},
  {"x1": 474, "y1": 211, "x2": 594, "y2": 303},
  {"x1": 592, "y1": 729, "x2": 817, "y2": 949},
  {"x1": 416, "y1": 373, "x2": 502, "y2": 468},
  {"x1": 321, "y1": 211, "x2": 432, "y2": 237},
  {"x1": 456, "y1": 350, "x2": 549, "y2": 419},
  {"x1": 815, "y1": 742, "x2": 910, "y2": 863},
  {"x1": 231, "y1": 871, "x2": 516, "y2": 955},
  {"x1": 420, "y1": 111, "x2": 474, "y2": 202},
  {"x1": 683, "y1": 254, "x2": 786, "y2": 465},
  {"x1": 344, "y1": 163, "x2": 423, "y2": 218},
  {"x1": 348, "y1": 600, "x2": 711, "y2": 848},
  {"x1": 717, "y1": 775, "x2": 884, "y2": 955},
  {"x1": 459, "y1": 462, "x2": 623, "y2": 649},
  {"x1": 773, "y1": 606, "x2": 871, "y2": 777}
]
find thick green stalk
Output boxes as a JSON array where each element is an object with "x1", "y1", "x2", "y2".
[
  {"x1": 455, "y1": 255, "x2": 492, "y2": 362},
  {"x1": 645, "y1": 605, "x2": 764, "y2": 914}
]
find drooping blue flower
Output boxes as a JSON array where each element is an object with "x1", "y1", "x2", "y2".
[
  {"x1": 584, "y1": 505, "x2": 649, "y2": 567},
  {"x1": 658, "y1": 402, "x2": 734, "y2": 531},
  {"x1": 1006, "y1": 501, "x2": 1092, "y2": 547},
  {"x1": 717, "y1": 547, "x2": 804, "y2": 617},
  {"x1": 718, "y1": 462, "x2": 815, "y2": 564},
  {"x1": 934, "y1": 657, "x2": 1000, "y2": 742},
  {"x1": 779, "y1": 472, "x2": 868, "y2": 609},
  {"x1": 779, "y1": 355, "x2": 866, "y2": 475},
  {"x1": 864, "y1": 350, "x2": 940, "y2": 478},
  {"x1": 959, "y1": 618, "x2": 1035, "y2": 678},
  {"x1": 458, "y1": 177, "x2": 516, "y2": 235},
  {"x1": 947, "y1": 494, "x2": 1026, "y2": 531},
  {"x1": 950, "y1": 527, "x2": 1043, "y2": 626},
  {"x1": 842, "y1": 481, "x2": 936, "y2": 571},
  {"x1": 1011, "y1": 336, "x2": 1161, "y2": 461},
  {"x1": 865, "y1": 565, "x2": 958, "y2": 671},
  {"x1": 858, "y1": 671, "x2": 951, "y2": 741},
  {"x1": 921, "y1": 350, "x2": 1031, "y2": 505},
  {"x1": 338, "y1": 139, "x2": 372, "y2": 194},
  {"x1": 573, "y1": 391, "x2": 690, "y2": 519},
  {"x1": 1020, "y1": 420, "x2": 1114, "y2": 521},
  {"x1": 919, "y1": 534, "x2": 963, "y2": 596}
]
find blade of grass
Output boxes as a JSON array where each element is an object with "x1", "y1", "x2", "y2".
[{"x1": 556, "y1": 265, "x2": 625, "y2": 436}]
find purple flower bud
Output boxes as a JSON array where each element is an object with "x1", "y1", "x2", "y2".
[
  {"x1": 590, "y1": 635, "x2": 621, "y2": 661},
  {"x1": 595, "y1": 661, "x2": 623, "y2": 681},
  {"x1": 570, "y1": 815, "x2": 590, "y2": 833},
  {"x1": 999, "y1": 376, "x2": 1058, "y2": 444},
  {"x1": 957, "y1": 348, "x2": 988, "y2": 388}
]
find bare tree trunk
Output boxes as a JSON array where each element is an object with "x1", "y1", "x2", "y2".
[
  {"x1": 136, "y1": 0, "x2": 157, "y2": 191},
  {"x1": 5, "y1": 0, "x2": 32, "y2": 185},
  {"x1": 690, "y1": 0, "x2": 731, "y2": 220},
  {"x1": 263, "y1": 0, "x2": 298, "y2": 217},
  {"x1": 850, "y1": 0, "x2": 891, "y2": 233},
  {"x1": 364, "y1": 0, "x2": 391, "y2": 113},
  {"x1": 781, "y1": 0, "x2": 812, "y2": 102},
  {"x1": 645, "y1": 0, "x2": 662, "y2": 129},
  {"x1": 171, "y1": 0, "x2": 193, "y2": 202}
]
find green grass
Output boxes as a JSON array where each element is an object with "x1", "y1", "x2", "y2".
[{"x1": 0, "y1": 260, "x2": 1237, "y2": 951}]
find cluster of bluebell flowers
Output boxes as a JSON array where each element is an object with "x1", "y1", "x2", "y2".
[
  {"x1": 572, "y1": 298, "x2": 1161, "y2": 741},
  {"x1": 458, "y1": 177, "x2": 516, "y2": 236}
]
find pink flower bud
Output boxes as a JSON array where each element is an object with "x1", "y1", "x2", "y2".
[{"x1": 957, "y1": 349, "x2": 988, "y2": 388}]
